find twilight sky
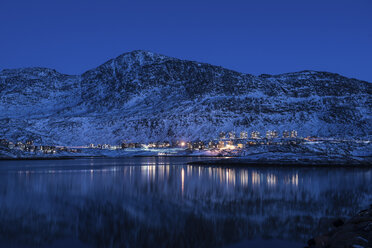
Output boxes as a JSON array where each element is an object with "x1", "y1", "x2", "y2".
[{"x1": 0, "y1": 0, "x2": 371, "y2": 81}]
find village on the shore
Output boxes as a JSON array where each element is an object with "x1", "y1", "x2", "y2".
[
  {"x1": 0, "y1": 129, "x2": 368, "y2": 157},
  {"x1": 0, "y1": 129, "x2": 299, "y2": 155}
]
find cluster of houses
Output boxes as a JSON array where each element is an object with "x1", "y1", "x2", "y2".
[
  {"x1": 0, "y1": 139, "x2": 80, "y2": 154},
  {"x1": 88, "y1": 142, "x2": 172, "y2": 150},
  {"x1": 218, "y1": 130, "x2": 298, "y2": 140},
  {"x1": 0, "y1": 129, "x2": 300, "y2": 154},
  {"x1": 186, "y1": 130, "x2": 300, "y2": 151},
  {"x1": 116, "y1": 130, "x2": 300, "y2": 151}
]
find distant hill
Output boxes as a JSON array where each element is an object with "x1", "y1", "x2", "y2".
[{"x1": 0, "y1": 50, "x2": 371, "y2": 145}]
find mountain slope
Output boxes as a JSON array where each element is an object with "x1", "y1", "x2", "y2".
[{"x1": 0, "y1": 50, "x2": 371, "y2": 145}]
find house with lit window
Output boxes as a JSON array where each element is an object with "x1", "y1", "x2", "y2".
[
  {"x1": 251, "y1": 131, "x2": 260, "y2": 139},
  {"x1": 229, "y1": 131, "x2": 236, "y2": 139},
  {"x1": 291, "y1": 130, "x2": 298, "y2": 138},
  {"x1": 240, "y1": 131, "x2": 248, "y2": 139},
  {"x1": 283, "y1": 130, "x2": 290, "y2": 138},
  {"x1": 219, "y1": 132, "x2": 226, "y2": 140}
]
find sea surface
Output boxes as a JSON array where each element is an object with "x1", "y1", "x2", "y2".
[{"x1": 0, "y1": 157, "x2": 371, "y2": 248}]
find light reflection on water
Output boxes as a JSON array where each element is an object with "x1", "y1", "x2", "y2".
[{"x1": 0, "y1": 157, "x2": 371, "y2": 248}]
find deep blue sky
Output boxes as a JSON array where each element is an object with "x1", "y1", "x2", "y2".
[{"x1": 1, "y1": 0, "x2": 371, "y2": 81}]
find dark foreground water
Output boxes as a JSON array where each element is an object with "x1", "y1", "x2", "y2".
[{"x1": 0, "y1": 157, "x2": 371, "y2": 248}]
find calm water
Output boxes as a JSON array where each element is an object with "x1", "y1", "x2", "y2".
[{"x1": 0, "y1": 157, "x2": 371, "y2": 248}]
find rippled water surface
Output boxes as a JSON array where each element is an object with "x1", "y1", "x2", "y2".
[{"x1": 0, "y1": 157, "x2": 371, "y2": 248}]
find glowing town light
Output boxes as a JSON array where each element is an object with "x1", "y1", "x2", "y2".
[
  {"x1": 180, "y1": 142, "x2": 186, "y2": 147},
  {"x1": 222, "y1": 144, "x2": 236, "y2": 150}
]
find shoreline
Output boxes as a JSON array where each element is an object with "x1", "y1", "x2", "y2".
[
  {"x1": 0, "y1": 156, "x2": 371, "y2": 168},
  {"x1": 187, "y1": 158, "x2": 372, "y2": 168},
  {"x1": 0, "y1": 155, "x2": 228, "y2": 161}
]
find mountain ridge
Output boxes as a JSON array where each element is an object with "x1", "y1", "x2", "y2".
[
  {"x1": 2, "y1": 50, "x2": 370, "y2": 85},
  {"x1": 0, "y1": 50, "x2": 371, "y2": 145}
]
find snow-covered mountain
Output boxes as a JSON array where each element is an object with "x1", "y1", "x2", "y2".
[{"x1": 0, "y1": 50, "x2": 371, "y2": 145}]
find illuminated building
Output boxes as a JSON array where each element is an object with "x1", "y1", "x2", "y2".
[
  {"x1": 240, "y1": 131, "x2": 248, "y2": 139},
  {"x1": 102, "y1": 144, "x2": 111, "y2": 149},
  {"x1": 266, "y1": 130, "x2": 272, "y2": 139},
  {"x1": 188, "y1": 141, "x2": 205, "y2": 150},
  {"x1": 251, "y1": 131, "x2": 260, "y2": 139},
  {"x1": 282, "y1": 130, "x2": 290, "y2": 138},
  {"x1": 187, "y1": 142, "x2": 193, "y2": 150},
  {"x1": 16, "y1": 141, "x2": 26, "y2": 150},
  {"x1": 197, "y1": 141, "x2": 205, "y2": 150},
  {"x1": 229, "y1": 131, "x2": 236, "y2": 139},
  {"x1": 208, "y1": 140, "x2": 218, "y2": 149},
  {"x1": 237, "y1": 143, "x2": 245, "y2": 149},
  {"x1": 8, "y1": 142, "x2": 15, "y2": 149},
  {"x1": 218, "y1": 141, "x2": 225, "y2": 149},
  {"x1": 219, "y1": 132, "x2": 226, "y2": 139},
  {"x1": 291, "y1": 130, "x2": 298, "y2": 138},
  {"x1": 266, "y1": 130, "x2": 278, "y2": 139}
]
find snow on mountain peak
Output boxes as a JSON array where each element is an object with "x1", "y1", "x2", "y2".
[{"x1": 0, "y1": 51, "x2": 371, "y2": 145}]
